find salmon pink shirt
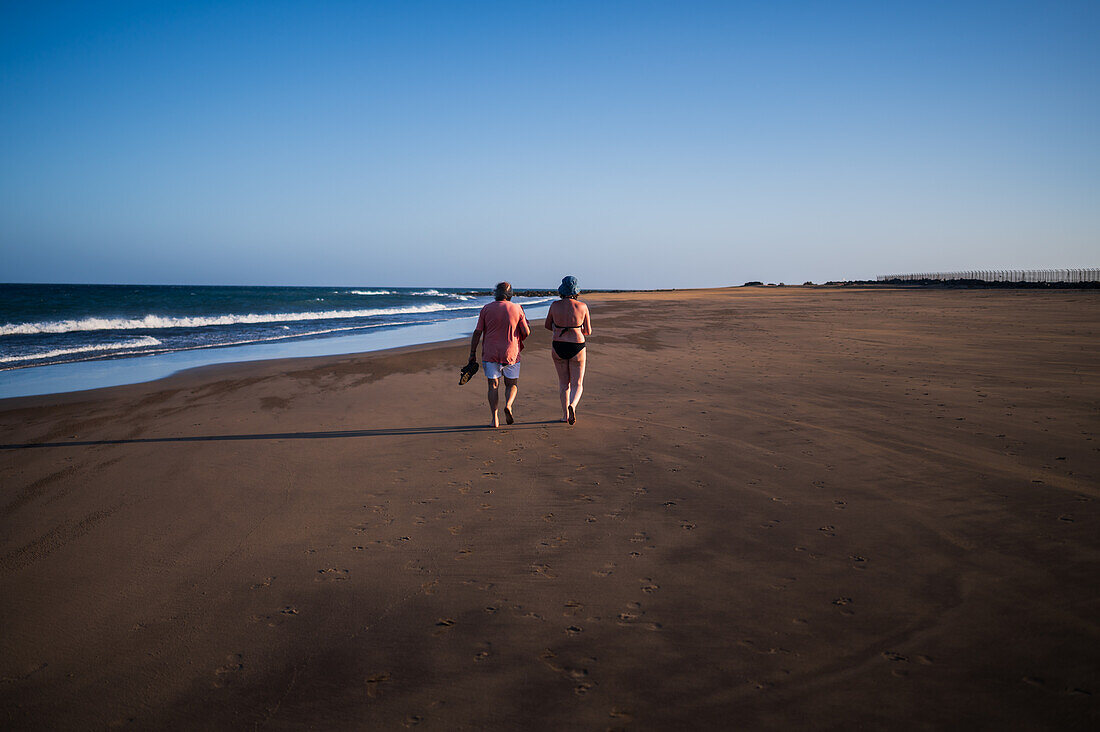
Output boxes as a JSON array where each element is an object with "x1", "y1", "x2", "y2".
[{"x1": 474, "y1": 300, "x2": 530, "y2": 365}]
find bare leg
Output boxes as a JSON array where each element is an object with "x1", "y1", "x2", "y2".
[
  {"x1": 568, "y1": 349, "x2": 586, "y2": 421},
  {"x1": 552, "y1": 350, "x2": 571, "y2": 421},
  {"x1": 487, "y1": 377, "x2": 500, "y2": 428},
  {"x1": 503, "y1": 376, "x2": 518, "y2": 424}
]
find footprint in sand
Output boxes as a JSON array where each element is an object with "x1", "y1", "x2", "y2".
[
  {"x1": 593, "y1": 562, "x2": 616, "y2": 577},
  {"x1": 819, "y1": 526, "x2": 836, "y2": 536},
  {"x1": 629, "y1": 531, "x2": 649, "y2": 544},
  {"x1": 249, "y1": 577, "x2": 275, "y2": 589},
  {"x1": 531, "y1": 563, "x2": 557, "y2": 579},
  {"x1": 213, "y1": 653, "x2": 244, "y2": 686},
  {"x1": 565, "y1": 625, "x2": 583, "y2": 635},
  {"x1": 681, "y1": 521, "x2": 696, "y2": 530},
  {"x1": 564, "y1": 600, "x2": 583, "y2": 616},
  {"x1": 316, "y1": 568, "x2": 349, "y2": 581},
  {"x1": 769, "y1": 576, "x2": 797, "y2": 591},
  {"x1": 403, "y1": 714, "x2": 423, "y2": 727},
  {"x1": 365, "y1": 673, "x2": 390, "y2": 698},
  {"x1": 433, "y1": 618, "x2": 455, "y2": 636},
  {"x1": 639, "y1": 578, "x2": 659, "y2": 593},
  {"x1": 833, "y1": 500, "x2": 847, "y2": 510},
  {"x1": 617, "y1": 602, "x2": 644, "y2": 624}
]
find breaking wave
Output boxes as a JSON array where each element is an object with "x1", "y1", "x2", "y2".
[
  {"x1": 409, "y1": 289, "x2": 474, "y2": 300},
  {"x1": 0, "y1": 336, "x2": 163, "y2": 363},
  {"x1": 0, "y1": 303, "x2": 480, "y2": 336}
]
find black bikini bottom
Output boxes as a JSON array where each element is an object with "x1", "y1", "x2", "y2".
[{"x1": 552, "y1": 341, "x2": 586, "y2": 360}]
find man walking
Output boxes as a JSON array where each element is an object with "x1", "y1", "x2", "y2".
[{"x1": 469, "y1": 282, "x2": 530, "y2": 428}]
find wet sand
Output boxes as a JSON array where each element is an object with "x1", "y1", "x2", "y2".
[{"x1": 1, "y1": 287, "x2": 1098, "y2": 729}]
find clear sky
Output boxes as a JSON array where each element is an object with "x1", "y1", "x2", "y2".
[{"x1": 1, "y1": 0, "x2": 1097, "y2": 288}]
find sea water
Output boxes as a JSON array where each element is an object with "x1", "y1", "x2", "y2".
[{"x1": 0, "y1": 284, "x2": 553, "y2": 398}]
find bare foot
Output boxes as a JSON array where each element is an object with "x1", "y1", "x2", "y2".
[
  {"x1": 504, "y1": 407, "x2": 514, "y2": 425},
  {"x1": 567, "y1": 405, "x2": 576, "y2": 425},
  {"x1": 490, "y1": 414, "x2": 499, "y2": 428}
]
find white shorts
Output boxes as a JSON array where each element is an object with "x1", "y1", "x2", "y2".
[{"x1": 483, "y1": 361, "x2": 520, "y2": 380}]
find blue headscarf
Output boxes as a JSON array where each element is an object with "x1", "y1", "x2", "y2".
[{"x1": 558, "y1": 275, "x2": 579, "y2": 298}]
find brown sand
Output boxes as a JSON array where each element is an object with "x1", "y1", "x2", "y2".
[{"x1": 1, "y1": 287, "x2": 1098, "y2": 729}]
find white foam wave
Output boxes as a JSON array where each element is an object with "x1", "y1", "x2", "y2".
[
  {"x1": 409, "y1": 289, "x2": 474, "y2": 300},
  {"x1": 348, "y1": 290, "x2": 396, "y2": 295},
  {"x1": 0, "y1": 303, "x2": 478, "y2": 336},
  {"x1": 0, "y1": 320, "x2": 458, "y2": 371},
  {"x1": 0, "y1": 336, "x2": 163, "y2": 364}
]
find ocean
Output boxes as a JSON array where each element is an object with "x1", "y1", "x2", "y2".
[{"x1": 0, "y1": 284, "x2": 554, "y2": 397}]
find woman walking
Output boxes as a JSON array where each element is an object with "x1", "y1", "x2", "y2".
[{"x1": 544, "y1": 275, "x2": 591, "y2": 425}]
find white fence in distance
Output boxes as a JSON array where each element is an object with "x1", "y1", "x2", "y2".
[{"x1": 877, "y1": 269, "x2": 1100, "y2": 283}]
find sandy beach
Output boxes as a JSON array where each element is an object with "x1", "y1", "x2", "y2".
[{"x1": 1, "y1": 286, "x2": 1097, "y2": 729}]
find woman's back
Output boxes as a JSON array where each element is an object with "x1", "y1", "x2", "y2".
[{"x1": 549, "y1": 299, "x2": 588, "y2": 342}]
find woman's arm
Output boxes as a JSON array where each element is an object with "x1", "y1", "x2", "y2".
[
  {"x1": 544, "y1": 306, "x2": 555, "y2": 331},
  {"x1": 582, "y1": 304, "x2": 592, "y2": 336}
]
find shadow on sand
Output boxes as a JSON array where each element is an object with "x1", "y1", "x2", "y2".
[{"x1": 0, "y1": 421, "x2": 562, "y2": 450}]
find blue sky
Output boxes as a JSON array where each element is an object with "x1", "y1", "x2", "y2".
[{"x1": 1, "y1": 0, "x2": 1097, "y2": 288}]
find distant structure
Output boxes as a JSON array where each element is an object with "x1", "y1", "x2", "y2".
[{"x1": 877, "y1": 269, "x2": 1099, "y2": 283}]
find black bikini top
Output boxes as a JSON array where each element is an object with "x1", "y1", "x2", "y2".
[{"x1": 553, "y1": 321, "x2": 582, "y2": 330}]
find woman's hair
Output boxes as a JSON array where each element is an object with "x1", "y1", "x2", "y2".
[
  {"x1": 558, "y1": 275, "x2": 579, "y2": 299},
  {"x1": 493, "y1": 281, "x2": 513, "y2": 301}
]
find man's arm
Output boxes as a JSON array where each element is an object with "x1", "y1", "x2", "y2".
[{"x1": 469, "y1": 329, "x2": 481, "y2": 363}]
